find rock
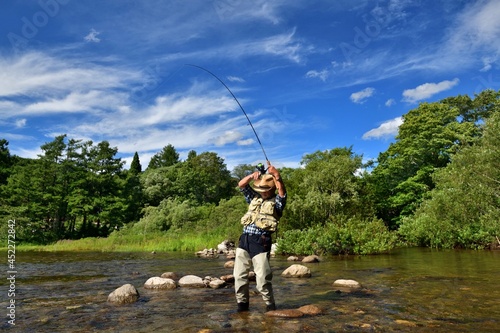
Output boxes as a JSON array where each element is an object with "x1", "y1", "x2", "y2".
[
  {"x1": 208, "y1": 278, "x2": 226, "y2": 289},
  {"x1": 281, "y1": 264, "x2": 311, "y2": 278},
  {"x1": 302, "y1": 255, "x2": 320, "y2": 263},
  {"x1": 226, "y1": 249, "x2": 236, "y2": 259},
  {"x1": 287, "y1": 256, "x2": 299, "y2": 261},
  {"x1": 266, "y1": 309, "x2": 304, "y2": 318},
  {"x1": 107, "y1": 284, "x2": 140, "y2": 304},
  {"x1": 333, "y1": 279, "x2": 362, "y2": 289},
  {"x1": 297, "y1": 304, "x2": 322, "y2": 315},
  {"x1": 179, "y1": 275, "x2": 206, "y2": 288},
  {"x1": 144, "y1": 277, "x2": 177, "y2": 290},
  {"x1": 270, "y1": 243, "x2": 277, "y2": 256},
  {"x1": 217, "y1": 240, "x2": 234, "y2": 253},
  {"x1": 161, "y1": 272, "x2": 178, "y2": 280},
  {"x1": 395, "y1": 319, "x2": 417, "y2": 327},
  {"x1": 196, "y1": 248, "x2": 218, "y2": 258},
  {"x1": 220, "y1": 274, "x2": 234, "y2": 283},
  {"x1": 224, "y1": 261, "x2": 234, "y2": 269}
]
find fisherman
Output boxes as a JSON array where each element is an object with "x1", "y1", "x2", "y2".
[{"x1": 234, "y1": 163, "x2": 287, "y2": 312}]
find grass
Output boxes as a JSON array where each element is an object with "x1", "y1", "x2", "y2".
[{"x1": 15, "y1": 230, "x2": 232, "y2": 252}]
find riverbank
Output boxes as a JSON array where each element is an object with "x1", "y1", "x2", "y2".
[{"x1": 13, "y1": 231, "x2": 227, "y2": 252}]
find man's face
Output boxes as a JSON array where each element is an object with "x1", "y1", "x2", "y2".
[{"x1": 260, "y1": 189, "x2": 274, "y2": 199}]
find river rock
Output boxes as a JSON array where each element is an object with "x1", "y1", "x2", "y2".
[
  {"x1": 107, "y1": 284, "x2": 140, "y2": 304},
  {"x1": 302, "y1": 255, "x2": 320, "y2": 263},
  {"x1": 179, "y1": 275, "x2": 206, "y2": 288},
  {"x1": 208, "y1": 278, "x2": 226, "y2": 289},
  {"x1": 217, "y1": 240, "x2": 234, "y2": 253},
  {"x1": 281, "y1": 264, "x2": 311, "y2": 278},
  {"x1": 161, "y1": 272, "x2": 178, "y2": 280},
  {"x1": 144, "y1": 277, "x2": 177, "y2": 290},
  {"x1": 265, "y1": 309, "x2": 304, "y2": 318},
  {"x1": 224, "y1": 261, "x2": 234, "y2": 268},
  {"x1": 333, "y1": 279, "x2": 362, "y2": 289},
  {"x1": 220, "y1": 274, "x2": 234, "y2": 283},
  {"x1": 226, "y1": 249, "x2": 236, "y2": 259},
  {"x1": 196, "y1": 248, "x2": 218, "y2": 258},
  {"x1": 297, "y1": 304, "x2": 323, "y2": 315},
  {"x1": 287, "y1": 256, "x2": 299, "y2": 261}
]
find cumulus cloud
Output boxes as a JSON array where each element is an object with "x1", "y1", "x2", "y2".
[
  {"x1": 362, "y1": 117, "x2": 403, "y2": 140},
  {"x1": 402, "y1": 78, "x2": 459, "y2": 103},
  {"x1": 350, "y1": 87, "x2": 375, "y2": 104}
]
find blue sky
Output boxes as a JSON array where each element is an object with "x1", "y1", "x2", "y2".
[{"x1": 1, "y1": 0, "x2": 500, "y2": 171}]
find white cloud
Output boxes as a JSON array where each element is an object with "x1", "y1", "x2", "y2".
[
  {"x1": 362, "y1": 117, "x2": 403, "y2": 140},
  {"x1": 305, "y1": 69, "x2": 330, "y2": 82},
  {"x1": 15, "y1": 119, "x2": 26, "y2": 128},
  {"x1": 211, "y1": 130, "x2": 243, "y2": 146},
  {"x1": 385, "y1": 98, "x2": 396, "y2": 107},
  {"x1": 227, "y1": 76, "x2": 245, "y2": 83},
  {"x1": 350, "y1": 87, "x2": 375, "y2": 104},
  {"x1": 402, "y1": 78, "x2": 459, "y2": 103},
  {"x1": 237, "y1": 138, "x2": 254, "y2": 146},
  {"x1": 84, "y1": 29, "x2": 101, "y2": 43}
]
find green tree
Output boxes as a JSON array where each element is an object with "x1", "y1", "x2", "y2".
[
  {"x1": 0, "y1": 139, "x2": 12, "y2": 185},
  {"x1": 284, "y1": 147, "x2": 364, "y2": 231},
  {"x1": 399, "y1": 109, "x2": 500, "y2": 249},
  {"x1": 148, "y1": 144, "x2": 179, "y2": 169},
  {"x1": 130, "y1": 152, "x2": 142, "y2": 174},
  {"x1": 368, "y1": 90, "x2": 499, "y2": 228}
]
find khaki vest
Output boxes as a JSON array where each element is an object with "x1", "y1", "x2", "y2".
[{"x1": 240, "y1": 196, "x2": 280, "y2": 232}]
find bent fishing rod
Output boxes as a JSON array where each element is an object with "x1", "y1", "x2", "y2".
[{"x1": 185, "y1": 64, "x2": 270, "y2": 169}]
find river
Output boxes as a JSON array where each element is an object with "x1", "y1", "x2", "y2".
[{"x1": 1, "y1": 248, "x2": 499, "y2": 332}]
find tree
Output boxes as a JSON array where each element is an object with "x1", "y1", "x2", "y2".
[
  {"x1": 130, "y1": 152, "x2": 142, "y2": 174},
  {"x1": 0, "y1": 139, "x2": 12, "y2": 185},
  {"x1": 148, "y1": 144, "x2": 179, "y2": 169},
  {"x1": 367, "y1": 90, "x2": 499, "y2": 228},
  {"x1": 284, "y1": 147, "x2": 364, "y2": 231},
  {"x1": 399, "y1": 109, "x2": 500, "y2": 248}
]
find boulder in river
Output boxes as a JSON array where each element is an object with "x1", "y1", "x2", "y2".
[
  {"x1": 144, "y1": 277, "x2": 177, "y2": 290},
  {"x1": 160, "y1": 272, "x2": 178, "y2": 280},
  {"x1": 265, "y1": 309, "x2": 305, "y2": 318},
  {"x1": 333, "y1": 279, "x2": 362, "y2": 292},
  {"x1": 281, "y1": 264, "x2": 312, "y2": 278},
  {"x1": 302, "y1": 255, "x2": 320, "y2": 263},
  {"x1": 107, "y1": 284, "x2": 140, "y2": 304},
  {"x1": 178, "y1": 275, "x2": 206, "y2": 288}
]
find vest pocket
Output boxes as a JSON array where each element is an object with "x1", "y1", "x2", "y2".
[{"x1": 255, "y1": 214, "x2": 278, "y2": 231}]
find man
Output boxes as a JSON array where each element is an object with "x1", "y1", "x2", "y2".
[{"x1": 234, "y1": 163, "x2": 287, "y2": 312}]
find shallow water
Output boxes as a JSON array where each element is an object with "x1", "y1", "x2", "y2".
[{"x1": 1, "y1": 248, "x2": 499, "y2": 332}]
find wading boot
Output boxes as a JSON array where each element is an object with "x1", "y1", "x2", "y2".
[{"x1": 237, "y1": 302, "x2": 249, "y2": 312}]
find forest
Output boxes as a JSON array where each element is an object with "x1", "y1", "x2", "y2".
[{"x1": 1, "y1": 90, "x2": 499, "y2": 254}]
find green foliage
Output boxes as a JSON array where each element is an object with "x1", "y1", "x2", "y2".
[
  {"x1": 147, "y1": 144, "x2": 180, "y2": 169},
  {"x1": 368, "y1": 90, "x2": 500, "y2": 228},
  {"x1": 282, "y1": 147, "x2": 368, "y2": 231},
  {"x1": 277, "y1": 215, "x2": 397, "y2": 255},
  {"x1": 130, "y1": 152, "x2": 142, "y2": 174},
  {"x1": 399, "y1": 109, "x2": 500, "y2": 249}
]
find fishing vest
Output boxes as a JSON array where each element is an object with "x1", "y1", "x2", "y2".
[{"x1": 240, "y1": 196, "x2": 280, "y2": 232}]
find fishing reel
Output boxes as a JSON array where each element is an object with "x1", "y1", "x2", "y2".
[{"x1": 256, "y1": 163, "x2": 267, "y2": 175}]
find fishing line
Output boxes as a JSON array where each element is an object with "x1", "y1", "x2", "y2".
[{"x1": 185, "y1": 64, "x2": 270, "y2": 164}]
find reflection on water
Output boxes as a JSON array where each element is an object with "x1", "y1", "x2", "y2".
[{"x1": 1, "y1": 248, "x2": 499, "y2": 332}]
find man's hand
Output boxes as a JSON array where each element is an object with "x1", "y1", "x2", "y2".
[{"x1": 267, "y1": 165, "x2": 280, "y2": 179}]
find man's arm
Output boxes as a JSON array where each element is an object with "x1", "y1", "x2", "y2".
[
  {"x1": 267, "y1": 165, "x2": 286, "y2": 197},
  {"x1": 238, "y1": 170, "x2": 261, "y2": 189}
]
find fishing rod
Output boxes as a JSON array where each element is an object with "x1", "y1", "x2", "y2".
[{"x1": 185, "y1": 64, "x2": 270, "y2": 166}]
